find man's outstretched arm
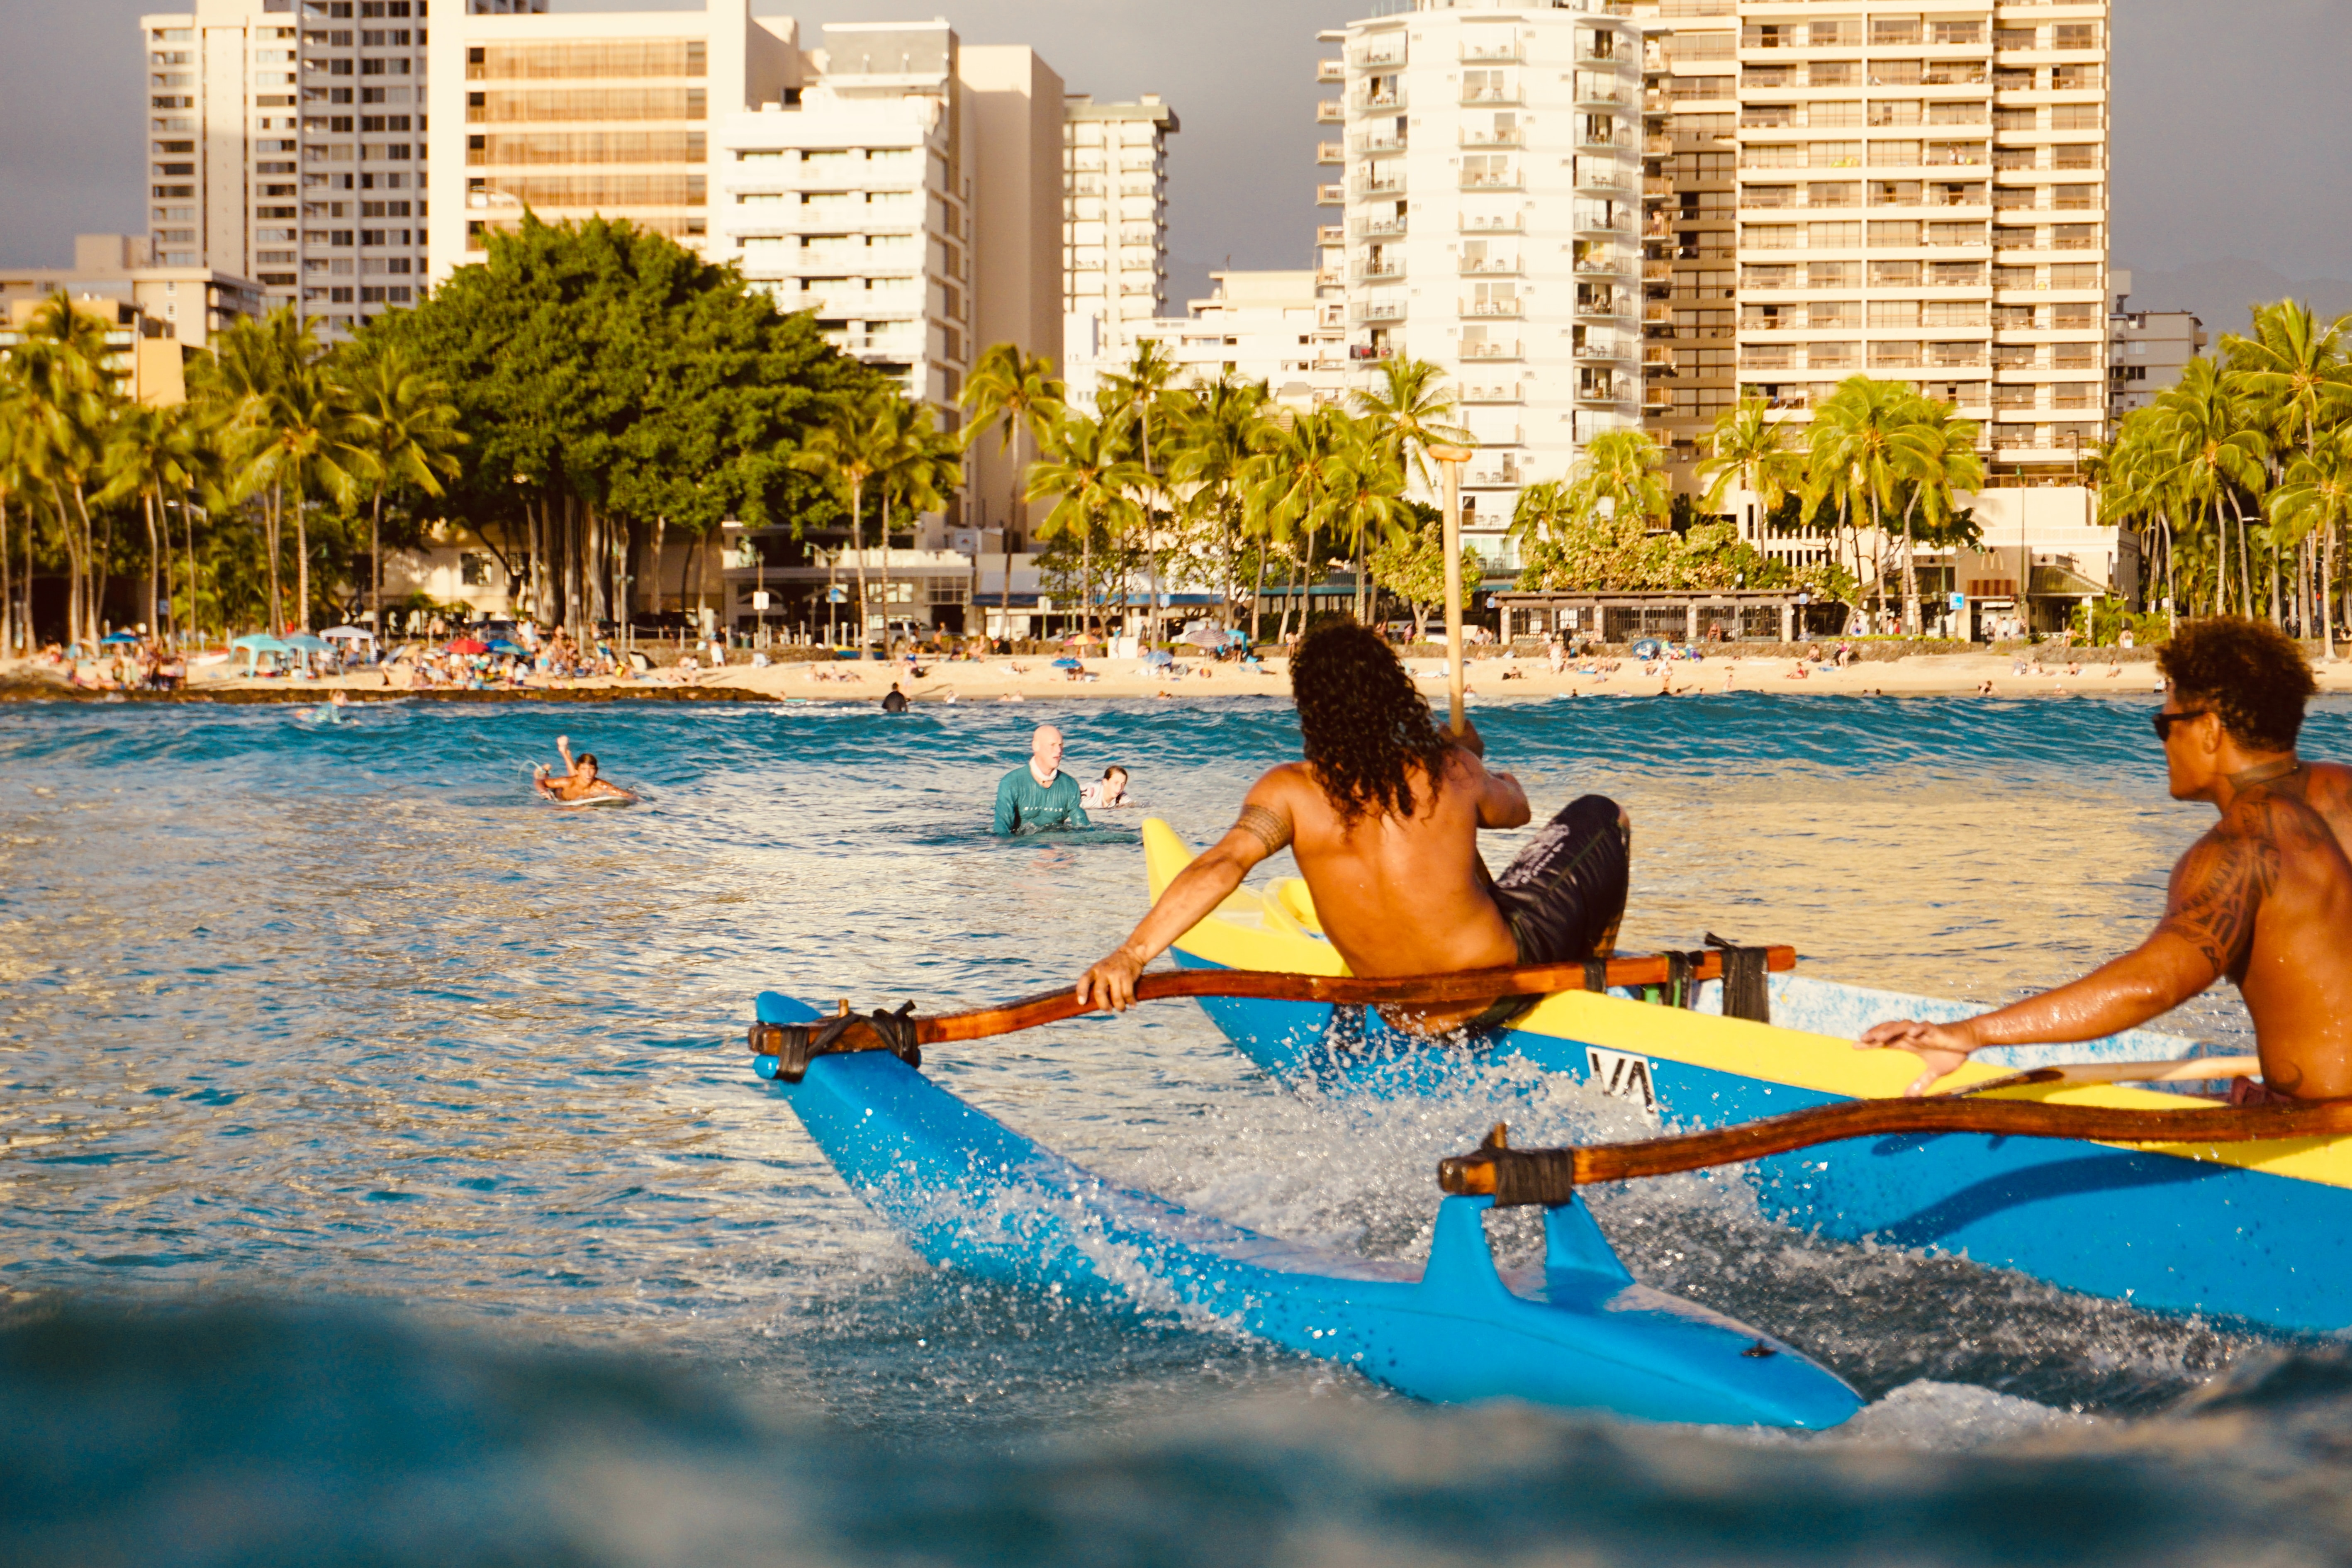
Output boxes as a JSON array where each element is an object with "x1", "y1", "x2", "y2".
[
  {"x1": 1076, "y1": 782, "x2": 1289, "y2": 1010},
  {"x1": 1860, "y1": 825, "x2": 2264, "y2": 1093}
]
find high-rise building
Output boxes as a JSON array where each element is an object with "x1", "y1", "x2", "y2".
[
  {"x1": 2106, "y1": 269, "x2": 2203, "y2": 421},
  {"x1": 1320, "y1": 0, "x2": 1647, "y2": 566},
  {"x1": 139, "y1": 0, "x2": 433, "y2": 339},
  {"x1": 1634, "y1": 2, "x2": 1738, "y2": 472},
  {"x1": 424, "y1": 0, "x2": 789, "y2": 284},
  {"x1": 1697, "y1": 0, "x2": 2111, "y2": 480},
  {"x1": 0, "y1": 234, "x2": 264, "y2": 356},
  {"x1": 1062, "y1": 95, "x2": 1177, "y2": 338},
  {"x1": 1119, "y1": 270, "x2": 1348, "y2": 407}
]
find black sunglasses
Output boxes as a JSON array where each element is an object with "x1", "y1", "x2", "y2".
[{"x1": 2151, "y1": 710, "x2": 2209, "y2": 742}]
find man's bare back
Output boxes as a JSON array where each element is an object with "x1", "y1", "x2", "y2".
[{"x1": 1078, "y1": 622, "x2": 1630, "y2": 1035}]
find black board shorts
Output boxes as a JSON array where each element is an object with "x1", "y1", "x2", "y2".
[{"x1": 1459, "y1": 794, "x2": 1630, "y2": 1032}]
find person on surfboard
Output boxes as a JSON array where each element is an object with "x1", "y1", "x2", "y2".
[
  {"x1": 534, "y1": 735, "x2": 634, "y2": 805},
  {"x1": 1864, "y1": 618, "x2": 2352, "y2": 1101},
  {"x1": 1077, "y1": 620, "x2": 1629, "y2": 1035}
]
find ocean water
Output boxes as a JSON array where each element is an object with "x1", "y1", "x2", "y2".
[{"x1": 3, "y1": 687, "x2": 2350, "y2": 1566}]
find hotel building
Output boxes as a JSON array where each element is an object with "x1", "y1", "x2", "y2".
[
  {"x1": 1317, "y1": 0, "x2": 1648, "y2": 566},
  {"x1": 140, "y1": 0, "x2": 432, "y2": 338},
  {"x1": 1061, "y1": 94, "x2": 1178, "y2": 374}
]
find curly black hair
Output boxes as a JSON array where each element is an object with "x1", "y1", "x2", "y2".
[
  {"x1": 2157, "y1": 616, "x2": 2316, "y2": 753},
  {"x1": 1291, "y1": 621, "x2": 1457, "y2": 827}
]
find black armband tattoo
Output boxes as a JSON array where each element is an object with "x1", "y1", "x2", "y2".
[{"x1": 1234, "y1": 803, "x2": 1293, "y2": 855}]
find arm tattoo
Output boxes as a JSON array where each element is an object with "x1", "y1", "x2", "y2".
[
  {"x1": 2157, "y1": 815, "x2": 2281, "y2": 983},
  {"x1": 1234, "y1": 803, "x2": 1294, "y2": 855}
]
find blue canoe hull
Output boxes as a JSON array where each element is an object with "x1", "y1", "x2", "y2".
[
  {"x1": 753, "y1": 990, "x2": 1862, "y2": 1428},
  {"x1": 1174, "y1": 954, "x2": 2352, "y2": 1336}
]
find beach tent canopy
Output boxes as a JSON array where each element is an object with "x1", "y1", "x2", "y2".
[
  {"x1": 320, "y1": 626, "x2": 375, "y2": 646},
  {"x1": 231, "y1": 634, "x2": 293, "y2": 653},
  {"x1": 282, "y1": 633, "x2": 334, "y2": 654},
  {"x1": 99, "y1": 630, "x2": 139, "y2": 645}
]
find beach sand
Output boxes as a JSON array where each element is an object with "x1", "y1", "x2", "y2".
[{"x1": 14, "y1": 649, "x2": 2352, "y2": 704}]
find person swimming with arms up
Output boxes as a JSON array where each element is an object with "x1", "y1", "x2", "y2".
[
  {"x1": 1863, "y1": 618, "x2": 2352, "y2": 1102},
  {"x1": 1078, "y1": 621, "x2": 1630, "y2": 1035},
  {"x1": 534, "y1": 734, "x2": 635, "y2": 805}
]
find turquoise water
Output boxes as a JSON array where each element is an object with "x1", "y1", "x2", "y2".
[{"x1": 3, "y1": 690, "x2": 2350, "y2": 1565}]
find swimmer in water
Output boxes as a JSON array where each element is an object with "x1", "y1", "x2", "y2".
[
  {"x1": 534, "y1": 734, "x2": 634, "y2": 803},
  {"x1": 1080, "y1": 765, "x2": 1131, "y2": 809}
]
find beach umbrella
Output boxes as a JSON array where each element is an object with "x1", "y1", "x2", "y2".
[
  {"x1": 446, "y1": 637, "x2": 489, "y2": 655},
  {"x1": 1140, "y1": 649, "x2": 1174, "y2": 667},
  {"x1": 487, "y1": 640, "x2": 526, "y2": 656},
  {"x1": 320, "y1": 626, "x2": 375, "y2": 647},
  {"x1": 1050, "y1": 657, "x2": 1083, "y2": 670},
  {"x1": 99, "y1": 631, "x2": 139, "y2": 645},
  {"x1": 1630, "y1": 638, "x2": 1663, "y2": 661},
  {"x1": 1182, "y1": 626, "x2": 1228, "y2": 651}
]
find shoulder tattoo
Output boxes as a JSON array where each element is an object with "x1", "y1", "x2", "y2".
[
  {"x1": 1234, "y1": 803, "x2": 1294, "y2": 855},
  {"x1": 2159, "y1": 822, "x2": 2281, "y2": 981}
]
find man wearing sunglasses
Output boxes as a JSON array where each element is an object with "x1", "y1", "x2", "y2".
[{"x1": 1865, "y1": 617, "x2": 2352, "y2": 1101}]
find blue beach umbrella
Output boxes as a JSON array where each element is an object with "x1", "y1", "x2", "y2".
[
  {"x1": 98, "y1": 631, "x2": 139, "y2": 645},
  {"x1": 487, "y1": 639, "x2": 526, "y2": 656},
  {"x1": 1050, "y1": 657, "x2": 1082, "y2": 669}
]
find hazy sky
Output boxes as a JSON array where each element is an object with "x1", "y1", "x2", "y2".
[{"x1": 9, "y1": 0, "x2": 2352, "y2": 328}]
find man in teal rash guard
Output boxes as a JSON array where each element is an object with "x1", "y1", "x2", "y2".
[{"x1": 994, "y1": 723, "x2": 1092, "y2": 834}]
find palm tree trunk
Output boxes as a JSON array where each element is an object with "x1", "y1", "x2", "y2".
[
  {"x1": 0, "y1": 494, "x2": 12, "y2": 657},
  {"x1": 266, "y1": 480, "x2": 284, "y2": 635},
  {"x1": 2325, "y1": 519, "x2": 2340, "y2": 660},
  {"x1": 877, "y1": 487, "x2": 892, "y2": 659},
  {"x1": 850, "y1": 475, "x2": 870, "y2": 658},
  {"x1": 294, "y1": 493, "x2": 309, "y2": 635},
  {"x1": 370, "y1": 485, "x2": 385, "y2": 632},
  {"x1": 1899, "y1": 494, "x2": 1919, "y2": 637},
  {"x1": 1079, "y1": 514, "x2": 1092, "y2": 651},
  {"x1": 1249, "y1": 541, "x2": 1269, "y2": 645},
  {"x1": 142, "y1": 490, "x2": 161, "y2": 634}
]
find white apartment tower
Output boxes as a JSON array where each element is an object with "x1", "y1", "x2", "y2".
[
  {"x1": 1063, "y1": 96, "x2": 1178, "y2": 332},
  {"x1": 1709, "y1": 0, "x2": 2111, "y2": 483},
  {"x1": 141, "y1": 0, "x2": 440, "y2": 338},
  {"x1": 1322, "y1": 1, "x2": 1647, "y2": 564}
]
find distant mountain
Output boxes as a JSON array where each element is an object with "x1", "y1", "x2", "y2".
[{"x1": 2114, "y1": 258, "x2": 2352, "y2": 341}]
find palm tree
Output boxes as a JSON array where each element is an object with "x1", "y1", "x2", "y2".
[
  {"x1": 1027, "y1": 411, "x2": 1149, "y2": 644},
  {"x1": 1578, "y1": 429, "x2": 1671, "y2": 531},
  {"x1": 959, "y1": 342, "x2": 1064, "y2": 641},
  {"x1": 2155, "y1": 357, "x2": 2269, "y2": 619},
  {"x1": 1244, "y1": 406, "x2": 1341, "y2": 641},
  {"x1": 2101, "y1": 407, "x2": 2184, "y2": 637},
  {"x1": 95, "y1": 402, "x2": 206, "y2": 637},
  {"x1": 1100, "y1": 340, "x2": 1181, "y2": 643},
  {"x1": 15, "y1": 292, "x2": 115, "y2": 645},
  {"x1": 2269, "y1": 425, "x2": 2352, "y2": 647},
  {"x1": 336, "y1": 342, "x2": 465, "y2": 631},
  {"x1": 792, "y1": 388, "x2": 896, "y2": 657},
  {"x1": 872, "y1": 399, "x2": 964, "y2": 646},
  {"x1": 1350, "y1": 356, "x2": 1472, "y2": 494},
  {"x1": 1164, "y1": 375, "x2": 1271, "y2": 628},
  {"x1": 1314, "y1": 419, "x2": 1415, "y2": 622},
  {"x1": 210, "y1": 309, "x2": 358, "y2": 634},
  {"x1": 1885, "y1": 399, "x2": 1984, "y2": 634},
  {"x1": 2226, "y1": 301, "x2": 2352, "y2": 651},
  {"x1": 1696, "y1": 395, "x2": 1800, "y2": 539},
  {"x1": 1808, "y1": 376, "x2": 1919, "y2": 633}
]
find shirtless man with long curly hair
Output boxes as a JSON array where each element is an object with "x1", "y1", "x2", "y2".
[{"x1": 1078, "y1": 620, "x2": 1630, "y2": 1034}]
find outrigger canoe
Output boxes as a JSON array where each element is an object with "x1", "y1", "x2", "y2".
[
  {"x1": 749, "y1": 988, "x2": 1863, "y2": 1428},
  {"x1": 1143, "y1": 818, "x2": 2352, "y2": 1335}
]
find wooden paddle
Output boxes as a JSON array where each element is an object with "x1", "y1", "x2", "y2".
[
  {"x1": 1439, "y1": 1081, "x2": 2352, "y2": 1208},
  {"x1": 746, "y1": 945, "x2": 1795, "y2": 1080}
]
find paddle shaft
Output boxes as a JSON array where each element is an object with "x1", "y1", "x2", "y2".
[
  {"x1": 911, "y1": 946, "x2": 1794, "y2": 1044},
  {"x1": 1440, "y1": 1093, "x2": 2352, "y2": 1206}
]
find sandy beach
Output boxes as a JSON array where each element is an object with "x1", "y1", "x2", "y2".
[{"x1": 13, "y1": 643, "x2": 2352, "y2": 704}]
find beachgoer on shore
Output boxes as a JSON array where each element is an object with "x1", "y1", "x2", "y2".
[
  {"x1": 993, "y1": 724, "x2": 1091, "y2": 834},
  {"x1": 1865, "y1": 618, "x2": 2352, "y2": 1101},
  {"x1": 1079, "y1": 621, "x2": 1628, "y2": 1037}
]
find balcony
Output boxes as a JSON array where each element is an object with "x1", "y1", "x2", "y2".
[
  {"x1": 1573, "y1": 251, "x2": 1627, "y2": 275},
  {"x1": 1356, "y1": 259, "x2": 1405, "y2": 281},
  {"x1": 1575, "y1": 166, "x2": 1628, "y2": 195},
  {"x1": 1351, "y1": 44, "x2": 1406, "y2": 69},
  {"x1": 1462, "y1": 84, "x2": 1522, "y2": 107},
  {"x1": 1316, "y1": 141, "x2": 1343, "y2": 165},
  {"x1": 1353, "y1": 299, "x2": 1406, "y2": 322},
  {"x1": 1460, "y1": 212, "x2": 1523, "y2": 234},
  {"x1": 1575, "y1": 375, "x2": 1628, "y2": 404},
  {"x1": 1461, "y1": 126, "x2": 1523, "y2": 148},
  {"x1": 1574, "y1": 74, "x2": 1628, "y2": 107},
  {"x1": 1575, "y1": 41, "x2": 1621, "y2": 66},
  {"x1": 1575, "y1": 292, "x2": 1626, "y2": 319},
  {"x1": 1459, "y1": 381, "x2": 1524, "y2": 402},
  {"x1": 1358, "y1": 170, "x2": 1407, "y2": 197},
  {"x1": 1461, "y1": 38, "x2": 1523, "y2": 63},
  {"x1": 1315, "y1": 59, "x2": 1344, "y2": 83},
  {"x1": 1577, "y1": 126, "x2": 1633, "y2": 152},
  {"x1": 1462, "y1": 297, "x2": 1524, "y2": 318},
  {"x1": 1574, "y1": 337, "x2": 1630, "y2": 361},
  {"x1": 1465, "y1": 461, "x2": 1523, "y2": 488},
  {"x1": 1461, "y1": 339, "x2": 1523, "y2": 361},
  {"x1": 1357, "y1": 86, "x2": 1407, "y2": 111},
  {"x1": 1356, "y1": 215, "x2": 1407, "y2": 237},
  {"x1": 1575, "y1": 207, "x2": 1631, "y2": 234},
  {"x1": 1356, "y1": 131, "x2": 1408, "y2": 154},
  {"x1": 1316, "y1": 184, "x2": 1344, "y2": 206},
  {"x1": 1315, "y1": 100, "x2": 1343, "y2": 123},
  {"x1": 1461, "y1": 168, "x2": 1522, "y2": 192},
  {"x1": 1317, "y1": 224, "x2": 1344, "y2": 245}
]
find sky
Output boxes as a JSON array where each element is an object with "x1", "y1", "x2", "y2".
[{"x1": 8, "y1": 0, "x2": 2352, "y2": 336}]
